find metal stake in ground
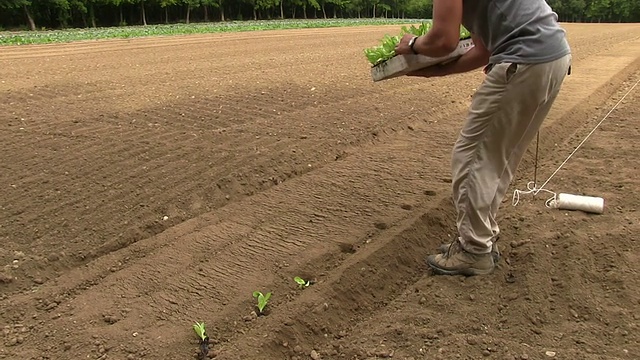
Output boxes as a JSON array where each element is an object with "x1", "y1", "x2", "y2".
[{"x1": 533, "y1": 131, "x2": 540, "y2": 200}]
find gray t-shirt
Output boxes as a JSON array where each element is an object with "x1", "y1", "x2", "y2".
[{"x1": 461, "y1": 0, "x2": 571, "y2": 64}]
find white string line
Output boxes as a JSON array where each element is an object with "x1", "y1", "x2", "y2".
[
  {"x1": 513, "y1": 77, "x2": 640, "y2": 205},
  {"x1": 535, "y1": 78, "x2": 639, "y2": 193}
]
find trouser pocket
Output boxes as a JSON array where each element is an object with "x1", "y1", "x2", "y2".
[
  {"x1": 505, "y1": 63, "x2": 518, "y2": 82},
  {"x1": 484, "y1": 62, "x2": 519, "y2": 84}
]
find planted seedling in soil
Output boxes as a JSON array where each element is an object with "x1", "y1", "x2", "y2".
[
  {"x1": 294, "y1": 276, "x2": 312, "y2": 289},
  {"x1": 193, "y1": 321, "x2": 209, "y2": 360},
  {"x1": 253, "y1": 291, "x2": 272, "y2": 316}
]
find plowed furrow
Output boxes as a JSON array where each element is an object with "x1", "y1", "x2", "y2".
[{"x1": 0, "y1": 118, "x2": 455, "y2": 357}]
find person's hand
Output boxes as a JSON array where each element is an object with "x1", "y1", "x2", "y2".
[{"x1": 394, "y1": 34, "x2": 418, "y2": 56}]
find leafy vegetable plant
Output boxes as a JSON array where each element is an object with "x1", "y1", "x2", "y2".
[
  {"x1": 193, "y1": 321, "x2": 207, "y2": 341},
  {"x1": 192, "y1": 321, "x2": 210, "y2": 360},
  {"x1": 294, "y1": 276, "x2": 310, "y2": 289},
  {"x1": 253, "y1": 291, "x2": 272, "y2": 314},
  {"x1": 364, "y1": 21, "x2": 472, "y2": 66}
]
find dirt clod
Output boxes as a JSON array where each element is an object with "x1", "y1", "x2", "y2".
[
  {"x1": 374, "y1": 222, "x2": 388, "y2": 230},
  {"x1": 0, "y1": 272, "x2": 12, "y2": 284}
]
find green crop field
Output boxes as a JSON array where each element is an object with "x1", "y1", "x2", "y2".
[{"x1": 0, "y1": 18, "x2": 422, "y2": 46}]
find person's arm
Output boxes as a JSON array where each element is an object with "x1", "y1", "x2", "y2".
[
  {"x1": 395, "y1": 0, "x2": 463, "y2": 57},
  {"x1": 406, "y1": 34, "x2": 490, "y2": 78}
]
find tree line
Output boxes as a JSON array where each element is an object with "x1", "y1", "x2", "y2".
[{"x1": 1, "y1": 0, "x2": 638, "y2": 31}]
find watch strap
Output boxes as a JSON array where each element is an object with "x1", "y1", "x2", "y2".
[{"x1": 409, "y1": 36, "x2": 419, "y2": 54}]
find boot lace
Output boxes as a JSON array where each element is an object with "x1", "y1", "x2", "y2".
[{"x1": 445, "y1": 238, "x2": 464, "y2": 258}]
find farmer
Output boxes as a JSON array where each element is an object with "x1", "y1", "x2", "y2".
[{"x1": 394, "y1": 0, "x2": 572, "y2": 276}]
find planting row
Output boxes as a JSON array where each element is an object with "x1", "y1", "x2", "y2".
[{"x1": 191, "y1": 276, "x2": 312, "y2": 359}]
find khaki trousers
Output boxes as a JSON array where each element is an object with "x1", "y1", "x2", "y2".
[{"x1": 452, "y1": 53, "x2": 572, "y2": 254}]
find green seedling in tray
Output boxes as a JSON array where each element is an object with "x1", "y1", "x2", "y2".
[{"x1": 364, "y1": 21, "x2": 472, "y2": 66}]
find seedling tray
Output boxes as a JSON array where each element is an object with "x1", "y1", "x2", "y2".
[{"x1": 370, "y1": 39, "x2": 474, "y2": 82}]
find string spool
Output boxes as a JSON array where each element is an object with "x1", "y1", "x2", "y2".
[
  {"x1": 547, "y1": 193, "x2": 605, "y2": 214},
  {"x1": 512, "y1": 77, "x2": 638, "y2": 213}
]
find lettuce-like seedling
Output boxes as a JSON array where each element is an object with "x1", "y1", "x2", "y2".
[
  {"x1": 364, "y1": 21, "x2": 472, "y2": 66},
  {"x1": 294, "y1": 276, "x2": 310, "y2": 289},
  {"x1": 193, "y1": 321, "x2": 207, "y2": 341},
  {"x1": 252, "y1": 291, "x2": 272, "y2": 314}
]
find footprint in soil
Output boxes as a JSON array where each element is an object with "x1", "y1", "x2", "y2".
[
  {"x1": 374, "y1": 222, "x2": 388, "y2": 230},
  {"x1": 339, "y1": 242, "x2": 356, "y2": 254}
]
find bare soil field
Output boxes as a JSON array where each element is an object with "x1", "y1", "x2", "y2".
[{"x1": 0, "y1": 23, "x2": 639, "y2": 360}]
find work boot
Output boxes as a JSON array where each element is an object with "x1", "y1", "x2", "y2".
[
  {"x1": 438, "y1": 240, "x2": 501, "y2": 263},
  {"x1": 427, "y1": 239, "x2": 495, "y2": 276}
]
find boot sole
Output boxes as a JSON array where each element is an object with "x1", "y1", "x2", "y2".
[
  {"x1": 439, "y1": 244, "x2": 501, "y2": 263},
  {"x1": 427, "y1": 260, "x2": 495, "y2": 276},
  {"x1": 426, "y1": 255, "x2": 495, "y2": 276}
]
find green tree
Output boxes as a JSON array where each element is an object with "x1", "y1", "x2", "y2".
[
  {"x1": 0, "y1": 0, "x2": 37, "y2": 30},
  {"x1": 1, "y1": 0, "x2": 639, "y2": 31}
]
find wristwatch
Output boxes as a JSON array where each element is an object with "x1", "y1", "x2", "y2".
[{"x1": 408, "y1": 36, "x2": 419, "y2": 54}]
